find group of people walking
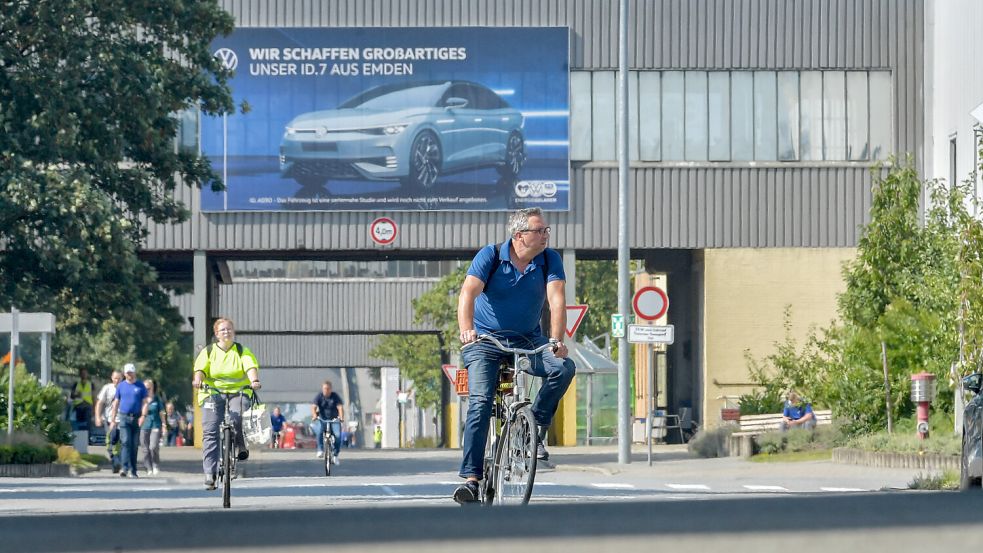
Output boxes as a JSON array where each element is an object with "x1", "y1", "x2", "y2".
[{"x1": 85, "y1": 365, "x2": 186, "y2": 477}]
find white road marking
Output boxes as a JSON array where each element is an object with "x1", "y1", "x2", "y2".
[
  {"x1": 820, "y1": 487, "x2": 866, "y2": 492},
  {"x1": 591, "y1": 483, "x2": 635, "y2": 490},
  {"x1": 534, "y1": 482, "x2": 558, "y2": 486},
  {"x1": 743, "y1": 485, "x2": 788, "y2": 491},
  {"x1": 665, "y1": 484, "x2": 711, "y2": 491}
]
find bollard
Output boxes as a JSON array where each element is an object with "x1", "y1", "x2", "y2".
[{"x1": 910, "y1": 373, "x2": 936, "y2": 439}]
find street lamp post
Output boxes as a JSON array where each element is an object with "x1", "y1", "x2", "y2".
[{"x1": 616, "y1": 0, "x2": 632, "y2": 465}]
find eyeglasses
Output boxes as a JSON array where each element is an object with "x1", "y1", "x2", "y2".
[{"x1": 520, "y1": 226, "x2": 551, "y2": 235}]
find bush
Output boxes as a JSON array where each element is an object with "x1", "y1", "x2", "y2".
[
  {"x1": 0, "y1": 365, "x2": 72, "y2": 444},
  {"x1": 0, "y1": 443, "x2": 58, "y2": 464},
  {"x1": 755, "y1": 432, "x2": 785, "y2": 455},
  {"x1": 687, "y1": 426, "x2": 733, "y2": 458}
]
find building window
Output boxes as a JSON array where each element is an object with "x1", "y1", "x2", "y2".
[
  {"x1": 570, "y1": 69, "x2": 893, "y2": 163},
  {"x1": 228, "y1": 260, "x2": 465, "y2": 281}
]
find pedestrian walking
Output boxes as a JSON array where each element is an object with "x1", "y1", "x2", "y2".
[
  {"x1": 109, "y1": 364, "x2": 148, "y2": 478},
  {"x1": 70, "y1": 368, "x2": 94, "y2": 432},
  {"x1": 164, "y1": 402, "x2": 185, "y2": 447},
  {"x1": 374, "y1": 425, "x2": 382, "y2": 449},
  {"x1": 140, "y1": 379, "x2": 164, "y2": 475},
  {"x1": 94, "y1": 371, "x2": 122, "y2": 472}
]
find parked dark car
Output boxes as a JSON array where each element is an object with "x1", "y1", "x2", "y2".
[{"x1": 961, "y1": 373, "x2": 983, "y2": 490}]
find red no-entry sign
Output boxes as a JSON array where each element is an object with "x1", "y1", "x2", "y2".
[{"x1": 632, "y1": 286, "x2": 668, "y2": 321}]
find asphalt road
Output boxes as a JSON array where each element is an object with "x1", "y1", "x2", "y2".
[{"x1": 0, "y1": 446, "x2": 976, "y2": 552}]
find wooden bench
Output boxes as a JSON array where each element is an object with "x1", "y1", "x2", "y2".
[{"x1": 728, "y1": 409, "x2": 833, "y2": 458}]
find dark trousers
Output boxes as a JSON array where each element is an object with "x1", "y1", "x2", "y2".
[{"x1": 118, "y1": 414, "x2": 140, "y2": 476}]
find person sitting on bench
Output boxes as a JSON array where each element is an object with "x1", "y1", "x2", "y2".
[{"x1": 780, "y1": 390, "x2": 816, "y2": 431}]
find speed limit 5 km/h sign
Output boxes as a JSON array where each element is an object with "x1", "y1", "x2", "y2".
[{"x1": 632, "y1": 286, "x2": 668, "y2": 321}]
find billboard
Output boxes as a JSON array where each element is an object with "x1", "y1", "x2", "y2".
[{"x1": 202, "y1": 27, "x2": 570, "y2": 212}]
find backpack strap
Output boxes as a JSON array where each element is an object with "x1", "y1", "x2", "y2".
[
  {"x1": 483, "y1": 244, "x2": 553, "y2": 291},
  {"x1": 206, "y1": 342, "x2": 244, "y2": 356}
]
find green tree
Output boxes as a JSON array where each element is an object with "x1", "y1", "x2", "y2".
[
  {"x1": 742, "y1": 158, "x2": 973, "y2": 432},
  {"x1": 0, "y1": 1, "x2": 237, "y2": 404}
]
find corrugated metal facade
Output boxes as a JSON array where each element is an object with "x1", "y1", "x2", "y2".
[
  {"x1": 216, "y1": 280, "x2": 438, "y2": 332},
  {"x1": 234, "y1": 336, "x2": 392, "y2": 367},
  {"x1": 143, "y1": 0, "x2": 924, "y2": 252}
]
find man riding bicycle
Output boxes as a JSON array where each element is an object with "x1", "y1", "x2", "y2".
[
  {"x1": 311, "y1": 380, "x2": 344, "y2": 464},
  {"x1": 453, "y1": 207, "x2": 576, "y2": 504}
]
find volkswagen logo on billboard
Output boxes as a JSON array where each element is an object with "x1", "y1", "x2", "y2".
[
  {"x1": 214, "y1": 48, "x2": 239, "y2": 71},
  {"x1": 514, "y1": 180, "x2": 557, "y2": 198}
]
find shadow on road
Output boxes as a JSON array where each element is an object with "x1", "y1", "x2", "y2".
[{"x1": 1, "y1": 490, "x2": 974, "y2": 552}]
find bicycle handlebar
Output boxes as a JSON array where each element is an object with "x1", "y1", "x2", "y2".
[{"x1": 465, "y1": 334, "x2": 559, "y2": 355}]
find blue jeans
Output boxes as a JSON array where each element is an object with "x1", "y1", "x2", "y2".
[
  {"x1": 458, "y1": 335, "x2": 576, "y2": 480},
  {"x1": 313, "y1": 419, "x2": 342, "y2": 456},
  {"x1": 118, "y1": 414, "x2": 140, "y2": 476}
]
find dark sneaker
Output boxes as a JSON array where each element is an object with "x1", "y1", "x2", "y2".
[
  {"x1": 204, "y1": 475, "x2": 216, "y2": 490},
  {"x1": 536, "y1": 442, "x2": 550, "y2": 461},
  {"x1": 237, "y1": 449, "x2": 249, "y2": 461},
  {"x1": 119, "y1": 472, "x2": 128, "y2": 478},
  {"x1": 453, "y1": 480, "x2": 481, "y2": 505},
  {"x1": 111, "y1": 464, "x2": 121, "y2": 474}
]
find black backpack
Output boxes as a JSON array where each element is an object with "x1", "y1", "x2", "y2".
[{"x1": 482, "y1": 243, "x2": 554, "y2": 334}]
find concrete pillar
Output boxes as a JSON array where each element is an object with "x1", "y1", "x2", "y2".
[
  {"x1": 380, "y1": 367, "x2": 399, "y2": 448},
  {"x1": 40, "y1": 332, "x2": 51, "y2": 385},
  {"x1": 193, "y1": 250, "x2": 208, "y2": 449}
]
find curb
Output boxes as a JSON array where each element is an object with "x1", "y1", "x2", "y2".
[
  {"x1": 832, "y1": 447, "x2": 960, "y2": 472},
  {"x1": 0, "y1": 463, "x2": 72, "y2": 478}
]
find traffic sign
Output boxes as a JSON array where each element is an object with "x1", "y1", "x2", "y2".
[
  {"x1": 369, "y1": 217, "x2": 398, "y2": 245},
  {"x1": 565, "y1": 305, "x2": 589, "y2": 338},
  {"x1": 628, "y1": 324, "x2": 675, "y2": 344},
  {"x1": 441, "y1": 364, "x2": 457, "y2": 386},
  {"x1": 633, "y1": 286, "x2": 668, "y2": 321},
  {"x1": 611, "y1": 313, "x2": 625, "y2": 338}
]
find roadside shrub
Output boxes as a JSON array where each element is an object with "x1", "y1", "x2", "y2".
[
  {"x1": 0, "y1": 365, "x2": 72, "y2": 444},
  {"x1": 909, "y1": 470, "x2": 959, "y2": 490},
  {"x1": 755, "y1": 431, "x2": 785, "y2": 455},
  {"x1": 687, "y1": 426, "x2": 733, "y2": 458},
  {"x1": 0, "y1": 443, "x2": 58, "y2": 464},
  {"x1": 783, "y1": 428, "x2": 816, "y2": 452}
]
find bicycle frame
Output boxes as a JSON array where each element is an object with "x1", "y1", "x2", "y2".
[
  {"x1": 318, "y1": 417, "x2": 340, "y2": 476},
  {"x1": 465, "y1": 334, "x2": 557, "y2": 505}
]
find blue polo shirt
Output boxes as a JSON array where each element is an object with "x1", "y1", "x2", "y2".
[
  {"x1": 467, "y1": 240, "x2": 565, "y2": 338},
  {"x1": 783, "y1": 401, "x2": 814, "y2": 421},
  {"x1": 114, "y1": 380, "x2": 148, "y2": 416}
]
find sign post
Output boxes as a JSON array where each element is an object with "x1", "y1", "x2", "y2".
[{"x1": 7, "y1": 307, "x2": 17, "y2": 439}]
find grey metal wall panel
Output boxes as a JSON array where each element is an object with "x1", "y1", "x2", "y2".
[
  {"x1": 216, "y1": 280, "x2": 437, "y2": 332},
  {"x1": 142, "y1": 0, "x2": 921, "y2": 252},
  {"x1": 167, "y1": 290, "x2": 195, "y2": 332},
  {"x1": 233, "y1": 334, "x2": 394, "y2": 367}
]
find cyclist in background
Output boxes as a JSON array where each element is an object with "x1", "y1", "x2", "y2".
[
  {"x1": 453, "y1": 207, "x2": 576, "y2": 504},
  {"x1": 311, "y1": 381, "x2": 344, "y2": 464},
  {"x1": 192, "y1": 317, "x2": 262, "y2": 490}
]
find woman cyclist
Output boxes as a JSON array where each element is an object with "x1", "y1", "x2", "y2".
[{"x1": 192, "y1": 317, "x2": 262, "y2": 490}]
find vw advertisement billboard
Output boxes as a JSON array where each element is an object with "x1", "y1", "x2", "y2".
[{"x1": 202, "y1": 27, "x2": 570, "y2": 212}]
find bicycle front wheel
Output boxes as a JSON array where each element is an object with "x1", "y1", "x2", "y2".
[
  {"x1": 221, "y1": 425, "x2": 233, "y2": 508},
  {"x1": 494, "y1": 406, "x2": 538, "y2": 505},
  {"x1": 324, "y1": 434, "x2": 333, "y2": 476}
]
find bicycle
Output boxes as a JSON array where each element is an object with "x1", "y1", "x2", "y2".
[
  {"x1": 464, "y1": 334, "x2": 558, "y2": 506},
  {"x1": 202, "y1": 385, "x2": 253, "y2": 509},
  {"x1": 316, "y1": 417, "x2": 340, "y2": 476}
]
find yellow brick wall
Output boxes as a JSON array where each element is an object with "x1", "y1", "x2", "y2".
[{"x1": 702, "y1": 248, "x2": 855, "y2": 426}]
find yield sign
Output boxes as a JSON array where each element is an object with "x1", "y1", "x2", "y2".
[
  {"x1": 441, "y1": 364, "x2": 457, "y2": 386},
  {"x1": 565, "y1": 305, "x2": 589, "y2": 338}
]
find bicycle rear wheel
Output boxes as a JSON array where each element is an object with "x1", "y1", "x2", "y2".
[
  {"x1": 221, "y1": 425, "x2": 233, "y2": 508},
  {"x1": 494, "y1": 406, "x2": 538, "y2": 505}
]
